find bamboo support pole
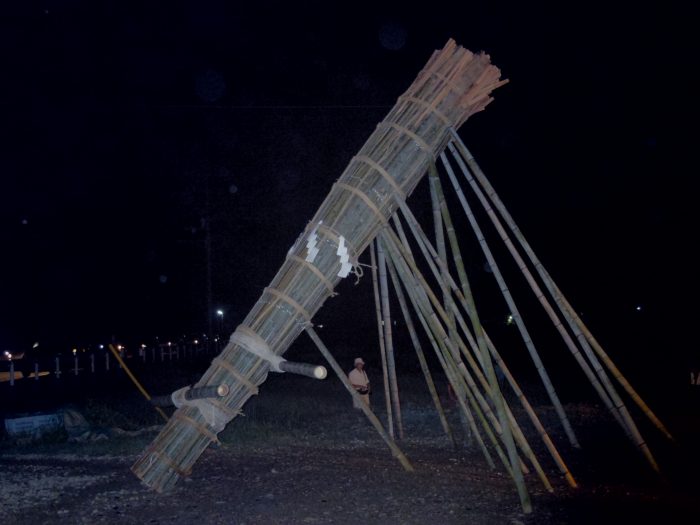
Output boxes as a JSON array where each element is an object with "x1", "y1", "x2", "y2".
[
  {"x1": 379, "y1": 230, "x2": 535, "y2": 510},
  {"x1": 108, "y1": 344, "x2": 169, "y2": 423},
  {"x1": 483, "y1": 330, "x2": 578, "y2": 488},
  {"x1": 443, "y1": 141, "x2": 626, "y2": 429},
  {"x1": 447, "y1": 135, "x2": 661, "y2": 471},
  {"x1": 382, "y1": 230, "x2": 548, "y2": 505},
  {"x1": 431, "y1": 167, "x2": 574, "y2": 486},
  {"x1": 382, "y1": 233, "x2": 498, "y2": 468},
  {"x1": 429, "y1": 165, "x2": 457, "y2": 355},
  {"x1": 384, "y1": 215, "x2": 553, "y2": 490},
  {"x1": 370, "y1": 241, "x2": 395, "y2": 437},
  {"x1": 305, "y1": 326, "x2": 414, "y2": 472},
  {"x1": 437, "y1": 151, "x2": 580, "y2": 448},
  {"x1": 384, "y1": 221, "x2": 519, "y2": 442},
  {"x1": 429, "y1": 168, "x2": 576, "y2": 492},
  {"x1": 384, "y1": 247, "x2": 456, "y2": 446},
  {"x1": 551, "y1": 279, "x2": 673, "y2": 441},
  {"x1": 377, "y1": 237, "x2": 405, "y2": 439},
  {"x1": 393, "y1": 214, "x2": 481, "y2": 448},
  {"x1": 387, "y1": 212, "x2": 549, "y2": 496}
]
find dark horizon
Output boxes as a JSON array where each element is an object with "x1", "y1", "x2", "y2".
[{"x1": 1, "y1": 2, "x2": 694, "y2": 381}]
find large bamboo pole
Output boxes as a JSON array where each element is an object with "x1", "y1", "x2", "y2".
[
  {"x1": 447, "y1": 136, "x2": 661, "y2": 471},
  {"x1": 379, "y1": 230, "x2": 534, "y2": 512},
  {"x1": 386, "y1": 212, "x2": 552, "y2": 494},
  {"x1": 550, "y1": 279, "x2": 673, "y2": 441},
  {"x1": 377, "y1": 237, "x2": 405, "y2": 439},
  {"x1": 443, "y1": 140, "x2": 626, "y2": 428},
  {"x1": 392, "y1": 214, "x2": 479, "y2": 447},
  {"x1": 384, "y1": 245, "x2": 456, "y2": 446},
  {"x1": 381, "y1": 233, "x2": 499, "y2": 468},
  {"x1": 133, "y1": 40, "x2": 506, "y2": 492},
  {"x1": 429, "y1": 166, "x2": 457, "y2": 355},
  {"x1": 437, "y1": 151, "x2": 580, "y2": 448},
  {"x1": 370, "y1": 241, "x2": 394, "y2": 437},
  {"x1": 427, "y1": 170, "x2": 577, "y2": 487}
]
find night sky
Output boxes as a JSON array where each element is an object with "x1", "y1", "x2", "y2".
[{"x1": 1, "y1": 2, "x2": 695, "y2": 383}]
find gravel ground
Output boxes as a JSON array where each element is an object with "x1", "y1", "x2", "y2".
[{"x1": 1, "y1": 400, "x2": 697, "y2": 525}]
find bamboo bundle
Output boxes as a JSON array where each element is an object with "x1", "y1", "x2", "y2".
[{"x1": 132, "y1": 39, "x2": 506, "y2": 492}]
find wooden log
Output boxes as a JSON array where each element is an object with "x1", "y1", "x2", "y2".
[{"x1": 132, "y1": 39, "x2": 505, "y2": 493}]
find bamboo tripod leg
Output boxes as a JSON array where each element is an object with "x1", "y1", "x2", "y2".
[
  {"x1": 391, "y1": 215, "x2": 475, "y2": 444},
  {"x1": 305, "y1": 326, "x2": 413, "y2": 472},
  {"x1": 435, "y1": 154, "x2": 580, "y2": 449},
  {"x1": 379, "y1": 232, "x2": 532, "y2": 512},
  {"x1": 448, "y1": 133, "x2": 663, "y2": 471},
  {"x1": 484, "y1": 332, "x2": 578, "y2": 488},
  {"x1": 551, "y1": 281, "x2": 673, "y2": 441},
  {"x1": 384, "y1": 212, "x2": 557, "y2": 493},
  {"x1": 383, "y1": 233, "x2": 498, "y2": 467},
  {"x1": 428, "y1": 168, "x2": 576, "y2": 485},
  {"x1": 381, "y1": 223, "x2": 538, "y2": 463},
  {"x1": 377, "y1": 238, "x2": 404, "y2": 440},
  {"x1": 444, "y1": 140, "x2": 629, "y2": 432},
  {"x1": 370, "y1": 241, "x2": 395, "y2": 437},
  {"x1": 385, "y1": 252, "x2": 456, "y2": 446}
]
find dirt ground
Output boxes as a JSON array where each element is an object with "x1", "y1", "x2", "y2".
[{"x1": 1, "y1": 398, "x2": 697, "y2": 525}]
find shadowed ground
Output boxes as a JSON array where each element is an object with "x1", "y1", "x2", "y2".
[{"x1": 1, "y1": 373, "x2": 697, "y2": 524}]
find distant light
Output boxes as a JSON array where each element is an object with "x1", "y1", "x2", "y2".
[
  {"x1": 193, "y1": 339, "x2": 199, "y2": 345},
  {"x1": 72, "y1": 349, "x2": 77, "y2": 355},
  {"x1": 636, "y1": 305, "x2": 642, "y2": 312},
  {"x1": 505, "y1": 314, "x2": 515, "y2": 326},
  {"x1": 98, "y1": 344, "x2": 104, "y2": 349},
  {"x1": 117, "y1": 345, "x2": 123, "y2": 351},
  {"x1": 216, "y1": 310, "x2": 224, "y2": 316},
  {"x1": 32, "y1": 342, "x2": 39, "y2": 349},
  {"x1": 141, "y1": 344, "x2": 146, "y2": 349}
]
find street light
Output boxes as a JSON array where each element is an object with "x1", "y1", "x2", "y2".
[{"x1": 216, "y1": 309, "x2": 224, "y2": 335}]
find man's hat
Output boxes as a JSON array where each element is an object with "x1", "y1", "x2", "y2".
[{"x1": 354, "y1": 357, "x2": 365, "y2": 365}]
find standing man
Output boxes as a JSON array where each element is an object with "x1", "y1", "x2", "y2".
[{"x1": 348, "y1": 357, "x2": 370, "y2": 409}]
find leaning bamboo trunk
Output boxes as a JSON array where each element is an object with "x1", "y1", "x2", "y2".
[
  {"x1": 370, "y1": 240, "x2": 394, "y2": 436},
  {"x1": 132, "y1": 39, "x2": 506, "y2": 492}
]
